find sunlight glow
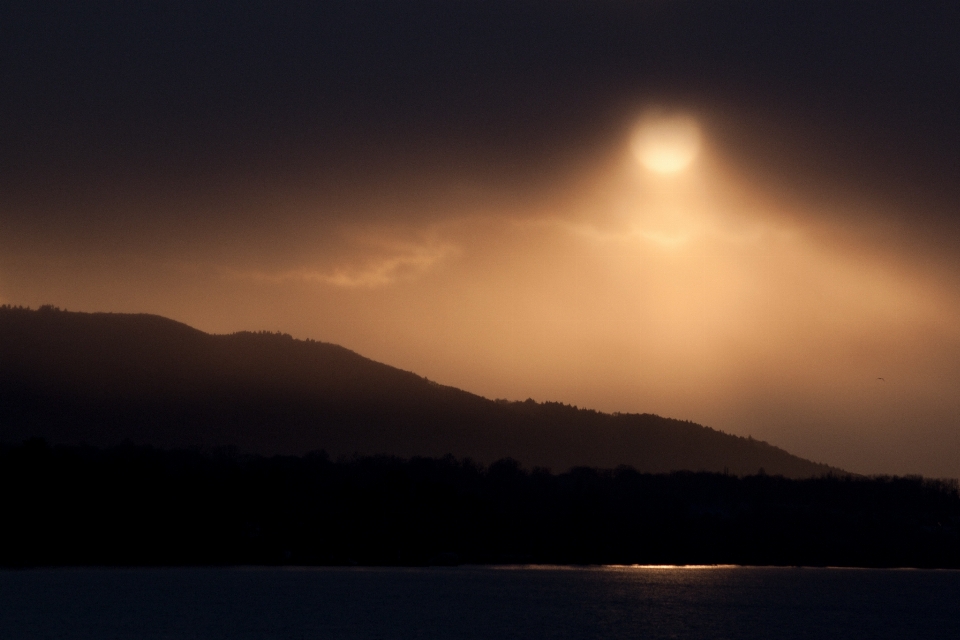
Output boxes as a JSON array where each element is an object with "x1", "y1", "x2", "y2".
[
  {"x1": 631, "y1": 114, "x2": 701, "y2": 174},
  {"x1": 614, "y1": 565, "x2": 740, "y2": 570}
]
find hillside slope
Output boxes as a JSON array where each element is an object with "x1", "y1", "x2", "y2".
[{"x1": 0, "y1": 306, "x2": 839, "y2": 477}]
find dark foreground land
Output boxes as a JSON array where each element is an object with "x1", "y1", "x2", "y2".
[{"x1": 3, "y1": 440, "x2": 958, "y2": 569}]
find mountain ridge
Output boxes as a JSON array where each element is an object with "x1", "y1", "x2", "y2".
[{"x1": 0, "y1": 305, "x2": 841, "y2": 477}]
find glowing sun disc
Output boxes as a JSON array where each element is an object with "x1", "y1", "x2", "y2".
[{"x1": 632, "y1": 115, "x2": 701, "y2": 174}]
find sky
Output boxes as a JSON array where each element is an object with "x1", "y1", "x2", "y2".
[{"x1": 3, "y1": 1, "x2": 960, "y2": 477}]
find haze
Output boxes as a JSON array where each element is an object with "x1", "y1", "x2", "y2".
[{"x1": 3, "y1": 2, "x2": 960, "y2": 477}]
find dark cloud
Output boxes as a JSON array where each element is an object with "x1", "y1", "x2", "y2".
[{"x1": 2, "y1": 1, "x2": 959, "y2": 221}]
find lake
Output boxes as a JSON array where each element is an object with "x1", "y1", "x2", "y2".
[{"x1": 2, "y1": 565, "x2": 959, "y2": 639}]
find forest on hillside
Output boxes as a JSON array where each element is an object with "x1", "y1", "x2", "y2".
[
  {"x1": 3, "y1": 440, "x2": 958, "y2": 569},
  {"x1": 0, "y1": 306, "x2": 836, "y2": 477}
]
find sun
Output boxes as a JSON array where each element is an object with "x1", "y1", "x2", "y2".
[{"x1": 631, "y1": 114, "x2": 701, "y2": 175}]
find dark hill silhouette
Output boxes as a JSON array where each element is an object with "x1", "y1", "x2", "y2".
[{"x1": 0, "y1": 306, "x2": 839, "y2": 477}]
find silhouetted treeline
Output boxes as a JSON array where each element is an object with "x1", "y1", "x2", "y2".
[{"x1": 2, "y1": 440, "x2": 958, "y2": 569}]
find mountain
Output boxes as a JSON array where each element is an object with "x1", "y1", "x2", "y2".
[{"x1": 0, "y1": 306, "x2": 839, "y2": 477}]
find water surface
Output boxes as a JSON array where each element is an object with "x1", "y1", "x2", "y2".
[{"x1": 2, "y1": 565, "x2": 959, "y2": 639}]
